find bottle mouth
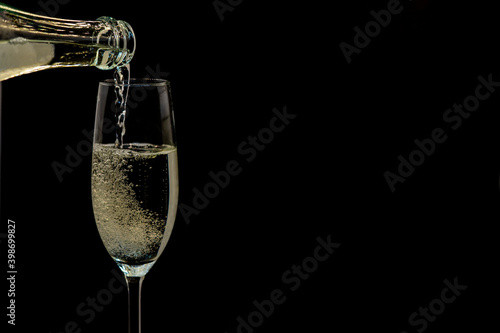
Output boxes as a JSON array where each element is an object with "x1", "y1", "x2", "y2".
[{"x1": 95, "y1": 17, "x2": 136, "y2": 68}]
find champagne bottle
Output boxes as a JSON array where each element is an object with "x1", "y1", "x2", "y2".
[{"x1": 0, "y1": 3, "x2": 135, "y2": 81}]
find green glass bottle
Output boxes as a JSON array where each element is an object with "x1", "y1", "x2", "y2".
[{"x1": 0, "y1": 2, "x2": 135, "y2": 81}]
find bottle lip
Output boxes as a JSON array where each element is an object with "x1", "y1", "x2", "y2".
[
  {"x1": 118, "y1": 20, "x2": 136, "y2": 65},
  {"x1": 96, "y1": 17, "x2": 136, "y2": 67},
  {"x1": 100, "y1": 78, "x2": 169, "y2": 87}
]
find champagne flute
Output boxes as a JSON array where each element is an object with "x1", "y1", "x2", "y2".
[{"x1": 91, "y1": 78, "x2": 178, "y2": 333}]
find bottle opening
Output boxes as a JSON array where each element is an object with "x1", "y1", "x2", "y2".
[{"x1": 94, "y1": 17, "x2": 136, "y2": 69}]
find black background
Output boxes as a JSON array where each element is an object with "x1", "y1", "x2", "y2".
[{"x1": 1, "y1": 0, "x2": 499, "y2": 332}]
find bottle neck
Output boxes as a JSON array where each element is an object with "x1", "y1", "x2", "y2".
[{"x1": 0, "y1": 5, "x2": 135, "y2": 68}]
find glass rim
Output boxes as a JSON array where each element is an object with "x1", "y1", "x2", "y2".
[{"x1": 100, "y1": 78, "x2": 168, "y2": 87}]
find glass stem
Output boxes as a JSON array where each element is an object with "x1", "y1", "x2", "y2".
[{"x1": 125, "y1": 276, "x2": 145, "y2": 333}]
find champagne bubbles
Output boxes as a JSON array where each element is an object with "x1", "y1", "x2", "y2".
[{"x1": 91, "y1": 143, "x2": 178, "y2": 264}]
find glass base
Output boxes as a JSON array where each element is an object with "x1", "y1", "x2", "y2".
[{"x1": 115, "y1": 260, "x2": 156, "y2": 277}]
